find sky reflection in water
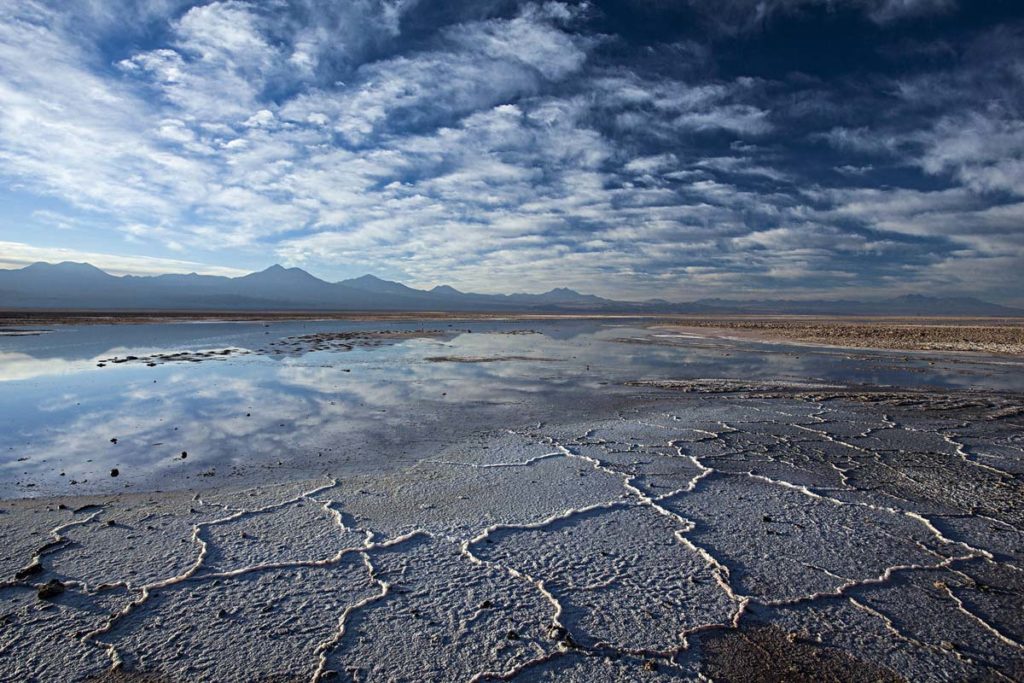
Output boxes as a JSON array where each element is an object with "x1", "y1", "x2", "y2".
[{"x1": 1, "y1": 319, "x2": 1021, "y2": 498}]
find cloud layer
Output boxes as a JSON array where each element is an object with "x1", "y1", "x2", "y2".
[{"x1": 0, "y1": 0, "x2": 1021, "y2": 302}]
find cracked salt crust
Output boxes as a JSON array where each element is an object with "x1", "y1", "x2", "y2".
[{"x1": 1, "y1": 388, "x2": 1023, "y2": 681}]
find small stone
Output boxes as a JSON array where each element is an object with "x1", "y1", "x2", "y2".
[
  {"x1": 37, "y1": 580, "x2": 65, "y2": 600},
  {"x1": 110, "y1": 468, "x2": 119, "y2": 477},
  {"x1": 15, "y1": 562, "x2": 43, "y2": 580}
]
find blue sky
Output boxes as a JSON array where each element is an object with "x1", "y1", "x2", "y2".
[{"x1": 0, "y1": 0, "x2": 1022, "y2": 303}]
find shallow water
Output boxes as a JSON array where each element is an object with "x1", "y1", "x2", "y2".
[{"x1": 1, "y1": 318, "x2": 1021, "y2": 498}]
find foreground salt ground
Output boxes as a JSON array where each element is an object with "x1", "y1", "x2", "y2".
[{"x1": 1, "y1": 385, "x2": 1023, "y2": 681}]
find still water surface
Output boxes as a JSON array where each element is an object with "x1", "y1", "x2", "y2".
[{"x1": 2, "y1": 318, "x2": 1020, "y2": 498}]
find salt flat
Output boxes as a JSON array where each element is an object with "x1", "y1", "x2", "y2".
[{"x1": 1, "y1": 319, "x2": 1022, "y2": 681}]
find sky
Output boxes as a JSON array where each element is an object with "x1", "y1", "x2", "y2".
[{"x1": 0, "y1": 1, "x2": 1022, "y2": 303}]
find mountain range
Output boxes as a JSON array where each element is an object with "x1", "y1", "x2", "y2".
[{"x1": 0, "y1": 262, "x2": 1021, "y2": 316}]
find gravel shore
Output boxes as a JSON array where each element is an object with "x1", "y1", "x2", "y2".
[{"x1": 657, "y1": 318, "x2": 1024, "y2": 355}]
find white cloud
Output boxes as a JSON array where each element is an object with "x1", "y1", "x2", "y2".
[
  {"x1": 919, "y1": 113, "x2": 1024, "y2": 196},
  {"x1": 0, "y1": 241, "x2": 249, "y2": 277}
]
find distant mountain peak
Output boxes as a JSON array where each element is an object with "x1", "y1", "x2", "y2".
[
  {"x1": 348, "y1": 274, "x2": 388, "y2": 284},
  {"x1": 339, "y1": 273, "x2": 422, "y2": 296},
  {"x1": 243, "y1": 264, "x2": 320, "y2": 281},
  {"x1": 26, "y1": 260, "x2": 107, "y2": 273},
  {"x1": 21, "y1": 261, "x2": 114, "y2": 279},
  {"x1": 259, "y1": 263, "x2": 309, "y2": 274}
]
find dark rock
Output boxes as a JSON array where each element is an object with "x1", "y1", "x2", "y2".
[
  {"x1": 37, "y1": 580, "x2": 65, "y2": 600},
  {"x1": 15, "y1": 562, "x2": 43, "y2": 580}
]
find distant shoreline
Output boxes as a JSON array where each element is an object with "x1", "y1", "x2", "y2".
[
  {"x1": 1, "y1": 309, "x2": 1023, "y2": 325},
  {"x1": 655, "y1": 319, "x2": 1024, "y2": 355},
  {"x1": 0, "y1": 310, "x2": 661, "y2": 326}
]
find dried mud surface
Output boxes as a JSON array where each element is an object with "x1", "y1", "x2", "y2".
[{"x1": 2, "y1": 380, "x2": 1023, "y2": 682}]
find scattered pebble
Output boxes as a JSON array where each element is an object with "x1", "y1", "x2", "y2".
[
  {"x1": 15, "y1": 562, "x2": 43, "y2": 580},
  {"x1": 37, "y1": 580, "x2": 65, "y2": 600}
]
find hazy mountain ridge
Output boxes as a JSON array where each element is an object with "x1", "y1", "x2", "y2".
[{"x1": 0, "y1": 262, "x2": 1020, "y2": 316}]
